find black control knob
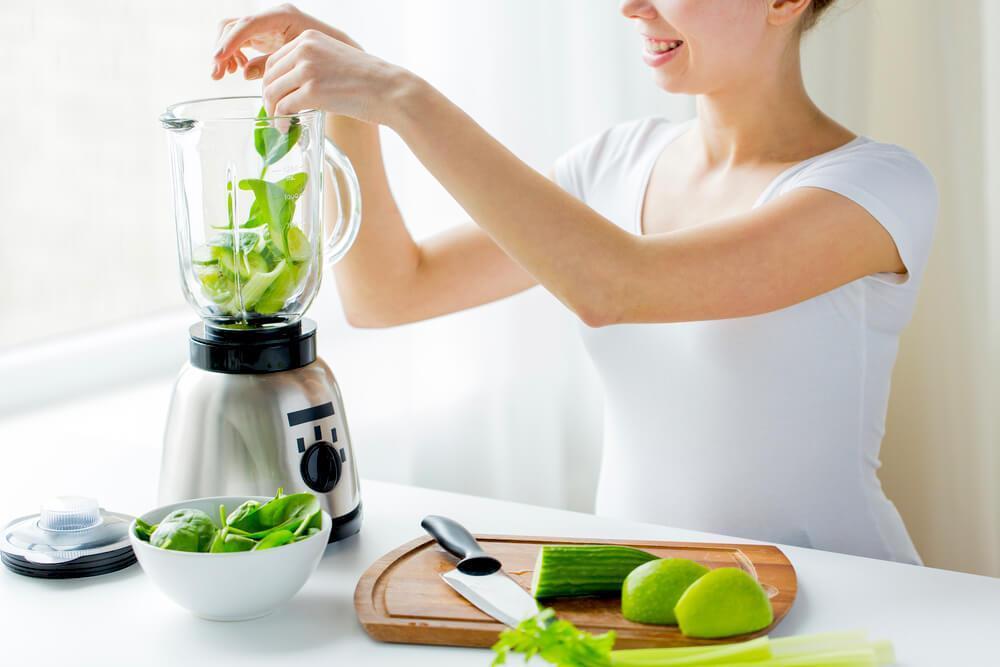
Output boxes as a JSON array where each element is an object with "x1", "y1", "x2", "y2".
[{"x1": 300, "y1": 441, "x2": 342, "y2": 493}]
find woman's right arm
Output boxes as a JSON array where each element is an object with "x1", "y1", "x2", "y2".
[
  {"x1": 214, "y1": 5, "x2": 536, "y2": 329},
  {"x1": 325, "y1": 115, "x2": 537, "y2": 329}
]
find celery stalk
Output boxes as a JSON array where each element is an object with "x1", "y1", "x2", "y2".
[
  {"x1": 611, "y1": 638, "x2": 771, "y2": 666},
  {"x1": 770, "y1": 630, "x2": 871, "y2": 656}
]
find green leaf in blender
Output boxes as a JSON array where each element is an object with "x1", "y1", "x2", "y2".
[
  {"x1": 254, "y1": 105, "x2": 303, "y2": 173},
  {"x1": 239, "y1": 172, "x2": 309, "y2": 258},
  {"x1": 149, "y1": 508, "x2": 218, "y2": 553}
]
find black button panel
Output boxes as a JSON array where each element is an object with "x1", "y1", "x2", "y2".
[{"x1": 299, "y1": 441, "x2": 342, "y2": 493}]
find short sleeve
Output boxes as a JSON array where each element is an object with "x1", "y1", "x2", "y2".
[{"x1": 791, "y1": 143, "x2": 939, "y2": 287}]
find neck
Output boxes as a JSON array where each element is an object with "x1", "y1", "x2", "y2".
[{"x1": 694, "y1": 43, "x2": 832, "y2": 167}]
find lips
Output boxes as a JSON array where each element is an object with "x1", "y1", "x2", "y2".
[
  {"x1": 640, "y1": 37, "x2": 685, "y2": 67},
  {"x1": 643, "y1": 37, "x2": 684, "y2": 55}
]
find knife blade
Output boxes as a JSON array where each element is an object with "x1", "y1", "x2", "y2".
[{"x1": 421, "y1": 515, "x2": 539, "y2": 627}]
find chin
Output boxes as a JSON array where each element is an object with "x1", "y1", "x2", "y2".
[{"x1": 650, "y1": 70, "x2": 697, "y2": 95}]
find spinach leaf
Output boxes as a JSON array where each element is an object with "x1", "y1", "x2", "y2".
[
  {"x1": 253, "y1": 529, "x2": 296, "y2": 550},
  {"x1": 239, "y1": 173, "x2": 309, "y2": 257},
  {"x1": 225, "y1": 500, "x2": 263, "y2": 532},
  {"x1": 208, "y1": 528, "x2": 257, "y2": 553},
  {"x1": 150, "y1": 509, "x2": 218, "y2": 553},
  {"x1": 134, "y1": 518, "x2": 157, "y2": 542},
  {"x1": 254, "y1": 106, "x2": 303, "y2": 173}
]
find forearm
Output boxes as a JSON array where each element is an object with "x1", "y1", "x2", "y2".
[
  {"x1": 325, "y1": 115, "x2": 423, "y2": 325},
  {"x1": 387, "y1": 77, "x2": 640, "y2": 326}
]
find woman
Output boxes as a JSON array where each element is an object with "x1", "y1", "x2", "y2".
[{"x1": 212, "y1": 0, "x2": 936, "y2": 564}]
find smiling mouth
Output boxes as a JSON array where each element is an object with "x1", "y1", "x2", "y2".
[{"x1": 644, "y1": 38, "x2": 684, "y2": 55}]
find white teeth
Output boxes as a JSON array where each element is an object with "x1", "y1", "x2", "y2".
[{"x1": 645, "y1": 38, "x2": 682, "y2": 54}]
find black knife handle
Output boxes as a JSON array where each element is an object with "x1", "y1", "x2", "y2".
[{"x1": 421, "y1": 515, "x2": 501, "y2": 576}]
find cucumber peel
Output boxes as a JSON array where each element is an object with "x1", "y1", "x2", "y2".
[{"x1": 531, "y1": 545, "x2": 657, "y2": 599}]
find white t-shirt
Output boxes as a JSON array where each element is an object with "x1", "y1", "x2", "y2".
[{"x1": 553, "y1": 118, "x2": 937, "y2": 564}]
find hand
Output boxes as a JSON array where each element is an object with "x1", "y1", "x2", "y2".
[
  {"x1": 211, "y1": 3, "x2": 361, "y2": 81},
  {"x1": 260, "y1": 29, "x2": 412, "y2": 125}
]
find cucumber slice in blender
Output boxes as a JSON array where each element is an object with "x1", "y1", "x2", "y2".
[
  {"x1": 240, "y1": 260, "x2": 287, "y2": 310},
  {"x1": 192, "y1": 245, "x2": 218, "y2": 266},
  {"x1": 255, "y1": 262, "x2": 302, "y2": 314},
  {"x1": 286, "y1": 227, "x2": 312, "y2": 263},
  {"x1": 213, "y1": 247, "x2": 268, "y2": 281},
  {"x1": 195, "y1": 265, "x2": 234, "y2": 305}
]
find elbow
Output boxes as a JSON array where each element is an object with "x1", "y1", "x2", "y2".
[
  {"x1": 342, "y1": 306, "x2": 400, "y2": 329},
  {"x1": 570, "y1": 293, "x2": 625, "y2": 329}
]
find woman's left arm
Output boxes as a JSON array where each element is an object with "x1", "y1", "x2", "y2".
[{"x1": 261, "y1": 31, "x2": 905, "y2": 326}]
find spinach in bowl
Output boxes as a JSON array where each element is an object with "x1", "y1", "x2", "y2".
[{"x1": 135, "y1": 489, "x2": 322, "y2": 553}]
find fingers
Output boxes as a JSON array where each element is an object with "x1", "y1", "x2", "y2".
[
  {"x1": 214, "y1": 7, "x2": 294, "y2": 64},
  {"x1": 263, "y1": 66, "x2": 305, "y2": 116},
  {"x1": 271, "y1": 87, "x2": 313, "y2": 118}
]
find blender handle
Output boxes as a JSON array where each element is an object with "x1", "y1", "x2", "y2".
[{"x1": 322, "y1": 138, "x2": 363, "y2": 267}]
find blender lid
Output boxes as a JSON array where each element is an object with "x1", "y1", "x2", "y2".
[{"x1": 1, "y1": 496, "x2": 136, "y2": 578}]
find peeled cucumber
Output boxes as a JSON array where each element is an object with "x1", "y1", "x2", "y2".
[{"x1": 530, "y1": 545, "x2": 657, "y2": 599}]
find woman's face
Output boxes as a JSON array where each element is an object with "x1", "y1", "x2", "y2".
[{"x1": 619, "y1": 0, "x2": 783, "y2": 95}]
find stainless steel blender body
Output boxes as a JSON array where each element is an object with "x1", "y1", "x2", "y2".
[{"x1": 159, "y1": 334, "x2": 361, "y2": 540}]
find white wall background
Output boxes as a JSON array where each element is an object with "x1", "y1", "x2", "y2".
[{"x1": 1, "y1": 1, "x2": 996, "y2": 577}]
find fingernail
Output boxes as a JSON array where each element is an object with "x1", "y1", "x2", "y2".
[{"x1": 246, "y1": 66, "x2": 261, "y2": 79}]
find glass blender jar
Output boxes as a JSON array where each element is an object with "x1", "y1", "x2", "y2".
[
  {"x1": 158, "y1": 97, "x2": 363, "y2": 542},
  {"x1": 161, "y1": 96, "x2": 360, "y2": 329}
]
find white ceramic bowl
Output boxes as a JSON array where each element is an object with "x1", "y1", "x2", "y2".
[{"x1": 130, "y1": 496, "x2": 331, "y2": 621}]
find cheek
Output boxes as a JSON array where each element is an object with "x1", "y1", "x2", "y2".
[{"x1": 661, "y1": 0, "x2": 768, "y2": 90}]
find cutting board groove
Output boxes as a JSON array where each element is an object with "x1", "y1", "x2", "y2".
[{"x1": 355, "y1": 534, "x2": 796, "y2": 649}]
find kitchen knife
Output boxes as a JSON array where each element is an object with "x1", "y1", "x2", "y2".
[{"x1": 421, "y1": 515, "x2": 539, "y2": 627}]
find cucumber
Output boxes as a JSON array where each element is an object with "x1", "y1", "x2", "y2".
[
  {"x1": 239, "y1": 260, "x2": 286, "y2": 310},
  {"x1": 192, "y1": 245, "x2": 218, "y2": 266},
  {"x1": 255, "y1": 262, "x2": 299, "y2": 315},
  {"x1": 286, "y1": 226, "x2": 312, "y2": 263},
  {"x1": 212, "y1": 247, "x2": 268, "y2": 281},
  {"x1": 530, "y1": 545, "x2": 657, "y2": 599}
]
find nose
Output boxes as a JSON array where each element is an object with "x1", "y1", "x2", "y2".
[{"x1": 619, "y1": 0, "x2": 657, "y2": 20}]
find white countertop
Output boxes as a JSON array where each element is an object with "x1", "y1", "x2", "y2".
[{"x1": 2, "y1": 381, "x2": 998, "y2": 665}]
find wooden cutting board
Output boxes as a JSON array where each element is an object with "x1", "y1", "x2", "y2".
[{"x1": 355, "y1": 534, "x2": 797, "y2": 649}]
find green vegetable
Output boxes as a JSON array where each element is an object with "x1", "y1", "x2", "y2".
[
  {"x1": 491, "y1": 608, "x2": 615, "y2": 667},
  {"x1": 531, "y1": 545, "x2": 657, "y2": 599},
  {"x1": 134, "y1": 518, "x2": 157, "y2": 542},
  {"x1": 140, "y1": 489, "x2": 324, "y2": 553},
  {"x1": 254, "y1": 106, "x2": 303, "y2": 176},
  {"x1": 231, "y1": 490, "x2": 321, "y2": 539},
  {"x1": 190, "y1": 106, "x2": 312, "y2": 320},
  {"x1": 149, "y1": 509, "x2": 218, "y2": 552},
  {"x1": 226, "y1": 500, "x2": 262, "y2": 530},
  {"x1": 253, "y1": 529, "x2": 296, "y2": 550},
  {"x1": 492, "y1": 610, "x2": 895, "y2": 667}
]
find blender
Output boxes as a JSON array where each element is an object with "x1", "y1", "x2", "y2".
[{"x1": 158, "y1": 97, "x2": 363, "y2": 542}]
